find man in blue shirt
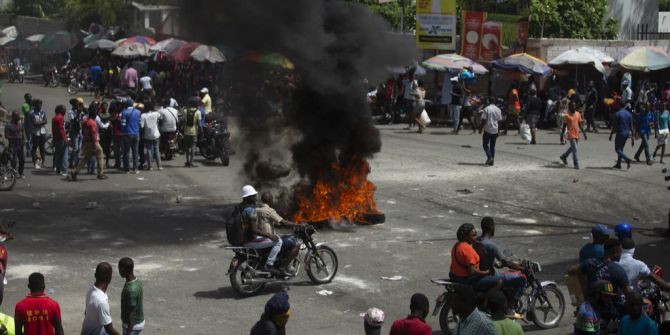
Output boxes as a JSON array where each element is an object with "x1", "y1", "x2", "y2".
[
  {"x1": 121, "y1": 99, "x2": 142, "y2": 174},
  {"x1": 579, "y1": 224, "x2": 610, "y2": 262},
  {"x1": 618, "y1": 291, "x2": 658, "y2": 335},
  {"x1": 634, "y1": 103, "x2": 654, "y2": 166},
  {"x1": 609, "y1": 106, "x2": 635, "y2": 169}
]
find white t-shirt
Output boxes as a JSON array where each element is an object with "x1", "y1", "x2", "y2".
[
  {"x1": 169, "y1": 98, "x2": 179, "y2": 108},
  {"x1": 617, "y1": 248, "x2": 651, "y2": 289},
  {"x1": 81, "y1": 285, "x2": 113, "y2": 335},
  {"x1": 158, "y1": 107, "x2": 178, "y2": 132},
  {"x1": 140, "y1": 111, "x2": 162, "y2": 140},
  {"x1": 481, "y1": 104, "x2": 502, "y2": 134},
  {"x1": 139, "y1": 76, "x2": 152, "y2": 90}
]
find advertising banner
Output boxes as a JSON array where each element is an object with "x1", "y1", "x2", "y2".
[
  {"x1": 460, "y1": 11, "x2": 486, "y2": 60},
  {"x1": 479, "y1": 21, "x2": 503, "y2": 61},
  {"x1": 416, "y1": 0, "x2": 457, "y2": 50}
]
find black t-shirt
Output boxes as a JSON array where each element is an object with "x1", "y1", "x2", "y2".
[
  {"x1": 451, "y1": 85, "x2": 462, "y2": 106},
  {"x1": 526, "y1": 96, "x2": 542, "y2": 115}
]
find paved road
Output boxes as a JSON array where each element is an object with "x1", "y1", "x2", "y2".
[{"x1": 1, "y1": 82, "x2": 669, "y2": 334}]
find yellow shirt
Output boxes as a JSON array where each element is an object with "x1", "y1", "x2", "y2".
[
  {"x1": 183, "y1": 108, "x2": 201, "y2": 137},
  {"x1": 201, "y1": 94, "x2": 212, "y2": 114},
  {"x1": 256, "y1": 204, "x2": 284, "y2": 236}
]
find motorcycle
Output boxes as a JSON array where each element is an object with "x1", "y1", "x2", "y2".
[
  {"x1": 431, "y1": 259, "x2": 565, "y2": 335},
  {"x1": 640, "y1": 265, "x2": 669, "y2": 323},
  {"x1": 198, "y1": 118, "x2": 231, "y2": 166},
  {"x1": 7, "y1": 62, "x2": 24, "y2": 84},
  {"x1": 67, "y1": 71, "x2": 93, "y2": 95},
  {"x1": 0, "y1": 140, "x2": 17, "y2": 191},
  {"x1": 159, "y1": 131, "x2": 179, "y2": 161},
  {"x1": 44, "y1": 67, "x2": 59, "y2": 87},
  {"x1": 226, "y1": 225, "x2": 338, "y2": 297}
]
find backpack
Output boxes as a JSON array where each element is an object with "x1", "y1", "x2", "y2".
[
  {"x1": 186, "y1": 108, "x2": 197, "y2": 127},
  {"x1": 226, "y1": 204, "x2": 253, "y2": 246}
]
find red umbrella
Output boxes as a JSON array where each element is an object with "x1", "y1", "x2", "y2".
[
  {"x1": 119, "y1": 35, "x2": 156, "y2": 46},
  {"x1": 168, "y1": 42, "x2": 201, "y2": 63}
]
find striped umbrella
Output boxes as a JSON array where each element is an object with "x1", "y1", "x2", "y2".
[
  {"x1": 619, "y1": 46, "x2": 670, "y2": 72},
  {"x1": 168, "y1": 42, "x2": 201, "y2": 63},
  {"x1": 422, "y1": 53, "x2": 488, "y2": 74},
  {"x1": 112, "y1": 42, "x2": 150, "y2": 59},
  {"x1": 491, "y1": 53, "x2": 551, "y2": 76},
  {"x1": 150, "y1": 38, "x2": 186, "y2": 53},
  {"x1": 118, "y1": 35, "x2": 156, "y2": 46}
]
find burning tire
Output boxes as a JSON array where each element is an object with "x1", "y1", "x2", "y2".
[
  {"x1": 305, "y1": 245, "x2": 338, "y2": 284},
  {"x1": 357, "y1": 213, "x2": 385, "y2": 225}
]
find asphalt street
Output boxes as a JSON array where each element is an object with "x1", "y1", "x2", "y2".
[{"x1": 0, "y1": 81, "x2": 669, "y2": 335}]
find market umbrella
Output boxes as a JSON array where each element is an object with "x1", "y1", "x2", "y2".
[
  {"x1": 0, "y1": 26, "x2": 18, "y2": 46},
  {"x1": 4, "y1": 38, "x2": 34, "y2": 50},
  {"x1": 111, "y1": 42, "x2": 150, "y2": 58},
  {"x1": 422, "y1": 53, "x2": 488, "y2": 74},
  {"x1": 190, "y1": 45, "x2": 226, "y2": 63},
  {"x1": 168, "y1": 42, "x2": 201, "y2": 63},
  {"x1": 574, "y1": 47, "x2": 614, "y2": 64},
  {"x1": 25, "y1": 34, "x2": 45, "y2": 43},
  {"x1": 119, "y1": 35, "x2": 156, "y2": 46},
  {"x1": 549, "y1": 49, "x2": 606, "y2": 73},
  {"x1": 387, "y1": 64, "x2": 427, "y2": 76},
  {"x1": 150, "y1": 37, "x2": 186, "y2": 53},
  {"x1": 491, "y1": 53, "x2": 551, "y2": 76},
  {"x1": 619, "y1": 46, "x2": 670, "y2": 72},
  {"x1": 85, "y1": 39, "x2": 117, "y2": 51},
  {"x1": 39, "y1": 31, "x2": 78, "y2": 54},
  {"x1": 245, "y1": 52, "x2": 295, "y2": 70}
]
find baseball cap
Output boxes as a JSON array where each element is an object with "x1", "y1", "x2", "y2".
[
  {"x1": 592, "y1": 280, "x2": 616, "y2": 296},
  {"x1": 200, "y1": 87, "x2": 209, "y2": 94},
  {"x1": 591, "y1": 224, "x2": 611, "y2": 236},
  {"x1": 361, "y1": 307, "x2": 384, "y2": 327}
]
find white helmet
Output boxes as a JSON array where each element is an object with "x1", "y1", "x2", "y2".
[{"x1": 241, "y1": 185, "x2": 258, "y2": 199}]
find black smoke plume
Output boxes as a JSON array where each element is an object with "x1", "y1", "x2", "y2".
[{"x1": 180, "y1": 0, "x2": 417, "y2": 201}]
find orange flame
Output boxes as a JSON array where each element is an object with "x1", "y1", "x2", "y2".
[{"x1": 292, "y1": 157, "x2": 380, "y2": 223}]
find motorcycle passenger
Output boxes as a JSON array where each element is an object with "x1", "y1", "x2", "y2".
[
  {"x1": 617, "y1": 237, "x2": 670, "y2": 292},
  {"x1": 475, "y1": 217, "x2": 526, "y2": 306},
  {"x1": 619, "y1": 290, "x2": 659, "y2": 335},
  {"x1": 449, "y1": 223, "x2": 501, "y2": 292},
  {"x1": 257, "y1": 192, "x2": 301, "y2": 273},
  {"x1": 569, "y1": 238, "x2": 631, "y2": 317},
  {"x1": 574, "y1": 280, "x2": 618, "y2": 335},
  {"x1": 579, "y1": 224, "x2": 611, "y2": 263},
  {"x1": 240, "y1": 185, "x2": 283, "y2": 276}
]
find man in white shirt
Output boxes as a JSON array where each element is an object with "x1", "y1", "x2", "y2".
[
  {"x1": 81, "y1": 262, "x2": 121, "y2": 335},
  {"x1": 479, "y1": 96, "x2": 502, "y2": 166},
  {"x1": 617, "y1": 238, "x2": 670, "y2": 292},
  {"x1": 140, "y1": 102, "x2": 162, "y2": 171},
  {"x1": 139, "y1": 76, "x2": 152, "y2": 97}
]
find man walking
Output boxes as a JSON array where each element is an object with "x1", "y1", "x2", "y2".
[
  {"x1": 66, "y1": 98, "x2": 85, "y2": 169},
  {"x1": 118, "y1": 258, "x2": 144, "y2": 335},
  {"x1": 634, "y1": 103, "x2": 654, "y2": 165},
  {"x1": 140, "y1": 102, "x2": 162, "y2": 171},
  {"x1": 121, "y1": 99, "x2": 141, "y2": 174},
  {"x1": 609, "y1": 105, "x2": 635, "y2": 170},
  {"x1": 70, "y1": 108, "x2": 106, "y2": 181},
  {"x1": 51, "y1": 106, "x2": 68, "y2": 177},
  {"x1": 4, "y1": 112, "x2": 25, "y2": 178},
  {"x1": 182, "y1": 97, "x2": 201, "y2": 168},
  {"x1": 14, "y1": 272, "x2": 64, "y2": 335},
  {"x1": 81, "y1": 263, "x2": 121, "y2": 335},
  {"x1": 479, "y1": 96, "x2": 502, "y2": 166},
  {"x1": 124, "y1": 65, "x2": 138, "y2": 92},
  {"x1": 523, "y1": 89, "x2": 542, "y2": 144},
  {"x1": 29, "y1": 100, "x2": 47, "y2": 169},
  {"x1": 585, "y1": 80, "x2": 599, "y2": 133},
  {"x1": 654, "y1": 103, "x2": 669, "y2": 164},
  {"x1": 560, "y1": 102, "x2": 588, "y2": 169}
]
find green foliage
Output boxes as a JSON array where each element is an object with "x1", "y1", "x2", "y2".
[
  {"x1": 344, "y1": 0, "x2": 415, "y2": 32},
  {"x1": 662, "y1": 0, "x2": 670, "y2": 11},
  {"x1": 529, "y1": 0, "x2": 618, "y2": 39},
  {"x1": 8, "y1": 0, "x2": 64, "y2": 17}
]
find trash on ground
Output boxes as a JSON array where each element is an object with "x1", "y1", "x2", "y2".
[
  {"x1": 316, "y1": 290, "x2": 334, "y2": 296},
  {"x1": 456, "y1": 188, "x2": 473, "y2": 194},
  {"x1": 381, "y1": 275, "x2": 403, "y2": 281}
]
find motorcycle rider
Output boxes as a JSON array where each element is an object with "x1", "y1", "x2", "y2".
[
  {"x1": 158, "y1": 98, "x2": 179, "y2": 160},
  {"x1": 617, "y1": 237, "x2": 670, "y2": 292},
  {"x1": 579, "y1": 224, "x2": 610, "y2": 263},
  {"x1": 449, "y1": 223, "x2": 501, "y2": 291},
  {"x1": 239, "y1": 185, "x2": 283, "y2": 276},
  {"x1": 574, "y1": 280, "x2": 618, "y2": 335},
  {"x1": 257, "y1": 192, "x2": 301, "y2": 273}
]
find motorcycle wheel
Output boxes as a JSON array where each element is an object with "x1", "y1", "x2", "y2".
[
  {"x1": 305, "y1": 245, "x2": 338, "y2": 284},
  {"x1": 0, "y1": 166, "x2": 17, "y2": 191},
  {"x1": 229, "y1": 258, "x2": 266, "y2": 297},
  {"x1": 220, "y1": 150, "x2": 229, "y2": 166},
  {"x1": 45, "y1": 137, "x2": 54, "y2": 155},
  {"x1": 438, "y1": 303, "x2": 459, "y2": 335},
  {"x1": 67, "y1": 82, "x2": 79, "y2": 95},
  {"x1": 528, "y1": 284, "x2": 565, "y2": 329},
  {"x1": 199, "y1": 145, "x2": 217, "y2": 160}
]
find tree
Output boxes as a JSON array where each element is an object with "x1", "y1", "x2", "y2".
[
  {"x1": 8, "y1": 0, "x2": 64, "y2": 17},
  {"x1": 344, "y1": 0, "x2": 415, "y2": 32},
  {"x1": 529, "y1": 0, "x2": 618, "y2": 39}
]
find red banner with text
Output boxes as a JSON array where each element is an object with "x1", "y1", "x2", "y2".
[{"x1": 461, "y1": 11, "x2": 486, "y2": 60}]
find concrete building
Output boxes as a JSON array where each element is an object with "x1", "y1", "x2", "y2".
[
  {"x1": 608, "y1": 0, "x2": 659, "y2": 39},
  {"x1": 130, "y1": 1, "x2": 180, "y2": 36}
]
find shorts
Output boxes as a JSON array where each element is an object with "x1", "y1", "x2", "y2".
[
  {"x1": 526, "y1": 114, "x2": 539, "y2": 129},
  {"x1": 183, "y1": 135, "x2": 195, "y2": 149},
  {"x1": 659, "y1": 128, "x2": 669, "y2": 145}
]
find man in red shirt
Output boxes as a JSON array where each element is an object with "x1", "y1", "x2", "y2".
[
  {"x1": 14, "y1": 272, "x2": 64, "y2": 335},
  {"x1": 70, "y1": 108, "x2": 107, "y2": 181},
  {"x1": 389, "y1": 293, "x2": 432, "y2": 335},
  {"x1": 51, "y1": 105, "x2": 68, "y2": 177}
]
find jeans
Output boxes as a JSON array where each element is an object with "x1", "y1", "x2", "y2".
[
  {"x1": 561, "y1": 139, "x2": 579, "y2": 167},
  {"x1": 122, "y1": 135, "x2": 140, "y2": 171},
  {"x1": 245, "y1": 237, "x2": 282, "y2": 266},
  {"x1": 69, "y1": 134, "x2": 82, "y2": 167},
  {"x1": 635, "y1": 132, "x2": 651, "y2": 161},
  {"x1": 8, "y1": 141, "x2": 24, "y2": 175},
  {"x1": 144, "y1": 139, "x2": 161, "y2": 169},
  {"x1": 615, "y1": 133, "x2": 631, "y2": 165},
  {"x1": 24, "y1": 125, "x2": 32, "y2": 157},
  {"x1": 451, "y1": 105, "x2": 461, "y2": 131},
  {"x1": 53, "y1": 140, "x2": 68, "y2": 174},
  {"x1": 31, "y1": 134, "x2": 46, "y2": 165},
  {"x1": 113, "y1": 136, "x2": 122, "y2": 167},
  {"x1": 478, "y1": 273, "x2": 527, "y2": 300},
  {"x1": 483, "y1": 132, "x2": 498, "y2": 160}
]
